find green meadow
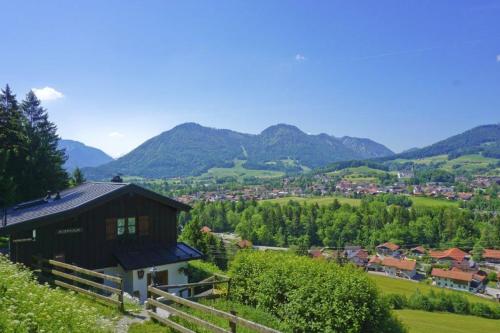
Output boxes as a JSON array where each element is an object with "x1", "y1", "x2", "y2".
[
  {"x1": 395, "y1": 309, "x2": 500, "y2": 333},
  {"x1": 369, "y1": 274, "x2": 496, "y2": 306},
  {"x1": 262, "y1": 195, "x2": 460, "y2": 208},
  {"x1": 200, "y1": 160, "x2": 285, "y2": 179}
]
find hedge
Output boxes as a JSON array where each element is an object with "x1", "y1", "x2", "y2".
[
  {"x1": 384, "y1": 289, "x2": 500, "y2": 319},
  {"x1": 229, "y1": 251, "x2": 406, "y2": 333}
]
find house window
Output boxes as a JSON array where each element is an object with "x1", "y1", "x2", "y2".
[
  {"x1": 138, "y1": 216, "x2": 150, "y2": 236},
  {"x1": 117, "y1": 218, "x2": 126, "y2": 236},
  {"x1": 127, "y1": 217, "x2": 136, "y2": 235},
  {"x1": 106, "y1": 218, "x2": 117, "y2": 240}
]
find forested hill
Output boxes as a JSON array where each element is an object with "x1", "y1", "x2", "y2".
[
  {"x1": 59, "y1": 139, "x2": 113, "y2": 171},
  {"x1": 83, "y1": 123, "x2": 394, "y2": 179},
  {"x1": 392, "y1": 124, "x2": 500, "y2": 160}
]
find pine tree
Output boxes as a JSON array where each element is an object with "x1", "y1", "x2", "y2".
[
  {"x1": 0, "y1": 85, "x2": 26, "y2": 204},
  {"x1": 19, "y1": 90, "x2": 68, "y2": 200},
  {"x1": 71, "y1": 167, "x2": 86, "y2": 186}
]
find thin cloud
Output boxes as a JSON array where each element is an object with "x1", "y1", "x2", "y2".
[
  {"x1": 108, "y1": 132, "x2": 125, "y2": 138},
  {"x1": 32, "y1": 86, "x2": 64, "y2": 101},
  {"x1": 497, "y1": 54, "x2": 500, "y2": 62},
  {"x1": 295, "y1": 54, "x2": 306, "y2": 62}
]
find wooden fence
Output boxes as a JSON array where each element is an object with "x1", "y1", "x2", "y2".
[
  {"x1": 155, "y1": 274, "x2": 231, "y2": 299},
  {"x1": 148, "y1": 285, "x2": 282, "y2": 333},
  {"x1": 35, "y1": 257, "x2": 125, "y2": 311}
]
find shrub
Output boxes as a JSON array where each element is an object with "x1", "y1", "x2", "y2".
[
  {"x1": 394, "y1": 288, "x2": 500, "y2": 320},
  {"x1": 229, "y1": 251, "x2": 406, "y2": 333},
  {"x1": 407, "y1": 289, "x2": 433, "y2": 312},
  {"x1": 185, "y1": 259, "x2": 224, "y2": 283},
  {"x1": 384, "y1": 294, "x2": 407, "y2": 309},
  {"x1": 0, "y1": 254, "x2": 110, "y2": 333}
]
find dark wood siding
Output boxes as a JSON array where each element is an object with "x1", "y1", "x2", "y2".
[{"x1": 10, "y1": 192, "x2": 179, "y2": 270}]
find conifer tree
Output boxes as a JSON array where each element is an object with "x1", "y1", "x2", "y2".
[
  {"x1": 71, "y1": 167, "x2": 86, "y2": 186},
  {"x1": 19, "y1": 90, "x2": 68, "y2": 200},
  {"x1": 0, "y1": 85, "x2": 26, "y2": 204}
]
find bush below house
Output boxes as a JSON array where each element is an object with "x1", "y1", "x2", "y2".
[
  {"x1": 229, "y1": 251, "x2": 406, "y2": 333},
  {"x1": 0, "y1": 254, "x2": 112, "y2": 333}
]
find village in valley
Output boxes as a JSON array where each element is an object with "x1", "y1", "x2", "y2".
[
  {"x1": 172, "y1": 172, "x2": 500, "y2": 204},
  {"x1": 2, "y1": 2, "x2": 500, "y2": 333}
]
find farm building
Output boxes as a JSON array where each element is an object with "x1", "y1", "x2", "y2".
[
  {"x1": 482, "y1": 249, "x2": 500, "y2": 264},
  {"x1": 409, "y1": 246, "x2": 426, "y2": 257},
  {"x1": 431, "y1": 268, "x2": 486, "y2": 293},
  {"x1": 429, "y1": 247, "x2": 475, "y2": 270},
  {"x1": 376, "y1": 242, "x2": 401, "y2": 257},
  {"x1": 367, "y1": 255, "x2": 383, "y2": 271},
  {"x1": 381, "y1": 257, "x2": 417, "y2": 279},
  {"x1": 0, "y1": 181, "x2": 202, "y2": 302}
]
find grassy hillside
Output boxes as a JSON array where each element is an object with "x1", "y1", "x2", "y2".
[
  {"x1": 83, "y1": 122, "x2": 394, "y2": 179},
  {"x1": 395, "y1": 310, "x2": 500, "y2": 333},
  {"x1": 262, "y1": 195, "x2": 459, "y2": 208},
  {"x1": 369, "y1": 274, "x2": 496, "y2": 306},
  {"x1": 0, "y1": 254, "x2": 115, "y2": 332},
  {"x1": 394, "y1": 124, "x2": 500, "y2": 160},
  {"x1": 411, "y1": 196, "x2": 459, "y2": 208},
  {"x1": 128, "y1": 298, "x2": 289, "y2": 333},
  {"x1": 200, "y1": 160, "x2": 285, "y2": 179},
  {"x1": 262, "y1": 195, "x2": 363, "y2": 206},
  {"x1": 394, "y1": 154, "x2": 499, "y2": 175}
]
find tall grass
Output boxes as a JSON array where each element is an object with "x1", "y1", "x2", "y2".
[{"x1": 0, "y1": 254, "x2": 112, "y2": 332}]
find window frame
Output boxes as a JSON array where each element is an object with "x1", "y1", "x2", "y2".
[
  {"x1": 117, "y1": 218, "x2": 126, "y2": 236},
  {"x1": 127, "y1": 217, "x2": 137, "y2": 235}
]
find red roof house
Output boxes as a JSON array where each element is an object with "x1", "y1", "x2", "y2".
[
  {"x1": 200, "y1": 226, "x2": 212, "y2": 234},
  {"x1": 431, "y1": 268, "x2": 485, "y2": 293},
  {"x1": 429, "y1": 248, "x2": 469, "y2": 263},
  {"x1": 381, "y1": 257, "x2": 417, "y2": 279},
  {"x1": 236, "y1": 239, "x2": 253, "y2": 249},
  {"x1": 482, "y1": 249, "x2": 500, "y2": 263},
  {"x1": 376, "y1": 242, "x2": 401, "y2": 257}
]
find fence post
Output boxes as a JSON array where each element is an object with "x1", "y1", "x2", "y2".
[
  {"x1": 229, "y1": 310, "x2": 237, "y2": 333},
  {"x1": 119, "y1": 278, "x2": 125, "y2": 312},
  {"x1": 226, "y1": 279, "x2": 231, "y2": 300}
]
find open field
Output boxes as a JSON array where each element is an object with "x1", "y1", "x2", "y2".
[
  {"x1": 369, "y1": 274, "x2": 497, "y2": 306},
  {"x1": 395, "y1": 309, "x2": 500, "y2": 333},
  {"x1": 200, "y1": 160, "x2": 285, "y2": 179},
  {"x1": 261, "y1": 195, "x2": 362, "y2": 206},
  {"x1": 262, "y1": 195, "x2": 460, "y2": 208},
  {"x1": 328, "y1": 165, "x2": 395, "y2": 184},
  {"x1": 411, "y1": 196, "x2": 459, "y2": 208},
  {"x1": 394, "y1": 154, "x2": 499, "y2": 175}
]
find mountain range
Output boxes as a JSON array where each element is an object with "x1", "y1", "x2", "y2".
[
  {"x1": 81, "y1": 123, "x2": 394, "y2": 179},
  {"x1": 73, "y1": 123, "x2": 500, "y2": 180},
  {"x1": 381, "y1": 124, "x2": 500, "y2": 161},
  {"x1": 58, "y1": 139, "x2": 114, "y2": 171}
]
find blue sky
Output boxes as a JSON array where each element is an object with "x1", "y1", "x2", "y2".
[{"x1": 1, "y1": 1, "x2": 499, "y2": 157}]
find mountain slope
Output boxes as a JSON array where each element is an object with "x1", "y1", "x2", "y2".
[
  {"x1": 59, "y1": 139, "x2": 113, "y2": 171},
  {"x1": 83, "y1": 123, "x2": 394, "y2": 179},
  {"x1": 244, "y1": 124, "x2": 362, "y2": 169},
  {"x1": 340, "y1": 136, "x2": 395, "y2": 159},
  {"x1": 396, "y1": 124, "x2": 500, "y2": 159}
]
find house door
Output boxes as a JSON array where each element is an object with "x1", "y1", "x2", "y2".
[{"x1": 147, "y1": 270, "x2": 168, "y2": 286}]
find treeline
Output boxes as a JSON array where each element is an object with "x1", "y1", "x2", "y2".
[
  {"x1": 385, "y1": 289, "x2": 500, "y2": 319},
  {"x1": 0, "y1": 85, "x2": 70, "y2": 205},
  {"x1": 179, "y1": 197, "x2": 500, "y2": 251}
]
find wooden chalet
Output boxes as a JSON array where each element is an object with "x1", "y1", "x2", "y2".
[{"x1": 0, "y1": 181, "x2": 202, "y2": 302}]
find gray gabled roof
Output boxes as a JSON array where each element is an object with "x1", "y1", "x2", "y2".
[
  {"x1": 0, "y1": 182, "x2": 190, "y2": 234},
  {"x1": 113, "y1": 242, "x2": 203, "y2": 270}
]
